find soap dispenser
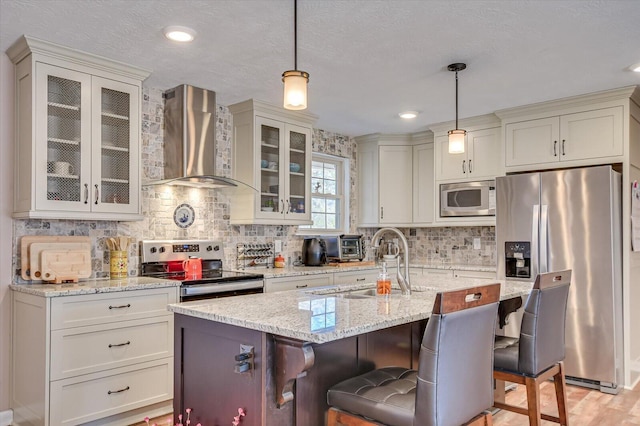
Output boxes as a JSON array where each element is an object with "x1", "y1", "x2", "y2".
[{"x1": 376, "y1": 261, "x2": 391, "y2": 295}]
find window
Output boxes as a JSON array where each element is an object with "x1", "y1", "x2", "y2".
[{"x1": 299, "y1": 153, "x2": 349, "y2": 234}]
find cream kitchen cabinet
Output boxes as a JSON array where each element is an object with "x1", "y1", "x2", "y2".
[
  {"x1": 333, "y1": 269, "x2": 379, "y2": 286},
  {"x1": 434, "y1": 126, "x2": 501, "y2": 182},
  {"x1": 356, "y1": 134, "x2": 423, "y2": 227},
  {"x1": 11, "y1": 286, "x2": 177, "y2": 426},
  {"x1": 229, "y1": 99, "x2": 317, "y2": 225},
  {"x1": 504, "y1": 106, "x2": 623, "y2": 168},
  {"x1": 265, "y1": 273, "x2": 334, "y2": 292},
  {"x1": 7, "y1": 35, "x2": 149, "y2": 220},
  {"x1": 413, "y1": 141, "x2": 435, "y2": 224}
]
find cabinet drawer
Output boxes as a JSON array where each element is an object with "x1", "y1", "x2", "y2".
[
  {"x1": 51, "y1": 287, "x2": 177, "y2": 330},
  {"x1": 333, "y1": 269, "x2": 378, "y2": 285},
  {"x1": 51, "y1": 316, "x2": 173, "y2": 380},
  {"x1": 49, "y1": 359, "x2": 172, "y2": 426},
  {"x1": 265, "y1": 274, "x2": 333, "y2": 292},
  {"x1": 453, "y1": 270, "x2": 497, "y2": 279},
  {"x1": 423, "y1": 268, "x2": 454, "y2": 278}
]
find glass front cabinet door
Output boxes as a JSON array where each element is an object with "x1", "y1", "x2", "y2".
[
  {"x1": 9, "y1": 35, "x2": 148, "y2": 220},
  {"x1": 255, "y1": 117, "x2": 311, "y2": 222},
  {"x1": 33, "y1": 65, "x2": 140, "y2": 217}
]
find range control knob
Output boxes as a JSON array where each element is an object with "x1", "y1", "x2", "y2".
[
  {"x1": 150, "y1": 247, "x2": 157, "y2": 253},
  {"x1": 159, "y1": 247, "x2": 166, "y2": 253},
  {"x1": 206, "y1": 245, "x2": 213, "y2": 251},
  {"x1": 213, "y1": 245, "x2": 220, "y2": 251}
]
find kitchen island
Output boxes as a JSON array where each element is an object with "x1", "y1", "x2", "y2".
[{"x1": 168, "y1": 277, "x2": 531, "y2": 426}]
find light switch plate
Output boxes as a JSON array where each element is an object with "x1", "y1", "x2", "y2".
[{"x1": 473, "y1": 238, "x2": 481, "y2": 250}]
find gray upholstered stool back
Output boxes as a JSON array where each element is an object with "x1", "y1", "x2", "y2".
[
  {"x1": 413, "y1": 284, "x2": 500, "y2": 426},
  {"x1": 517, "y1": 270, "x2": 571, "y2": 376}
]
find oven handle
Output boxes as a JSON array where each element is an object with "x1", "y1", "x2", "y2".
[{"x1": 181, "y1": 280, "x2": 264, "y2": 296}]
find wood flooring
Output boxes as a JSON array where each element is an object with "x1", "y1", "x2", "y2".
[
  {"x1": 494, "y1": 381, "x2": 640, "y2": 425},
  {"x1": 130, "y1": 382, "x2": 640, "y2": 425}
]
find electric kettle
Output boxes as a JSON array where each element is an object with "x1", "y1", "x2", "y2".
[{"x1": 302, "y1": 238, "x2": 327, "y2": 266}]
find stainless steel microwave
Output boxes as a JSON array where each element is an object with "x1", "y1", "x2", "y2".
[{"x1": 440, "y1": 180, "x2": 496, "y2": 217}]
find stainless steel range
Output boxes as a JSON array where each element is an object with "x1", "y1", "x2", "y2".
[{"x1": 140, "y1": 239, "x2": 264, "y2": 302}]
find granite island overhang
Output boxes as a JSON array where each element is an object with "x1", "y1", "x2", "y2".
[{"x1": 168, "y1": 277, "x2": 531, "y2": 426}]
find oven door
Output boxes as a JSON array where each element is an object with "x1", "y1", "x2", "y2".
[
  {"x1": 180, "y1": 279, "x2": 264, "y2": 302},
  {"x1": 440, "y1": 180, "x2": 496, "y2": 217}
]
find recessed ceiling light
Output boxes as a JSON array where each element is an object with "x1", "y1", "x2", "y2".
[
  {"x1": 163, "y1": 26, "x2": 196, "y2": 42},
  {"x1": 399, "y1": 111, "x2": 418, "y2": 119},
  {"x1": 630, "y1": 63, "x2": 640, "y2": 73}
]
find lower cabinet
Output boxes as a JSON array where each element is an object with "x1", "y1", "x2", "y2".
[
  {"x1": 11, "y1": 286, "x2": 178, "y2": 426},
  {"x1": 265, "y1": 274, "x2": 334, "y2": 292},
  {"x1": 333, "y1": 269, "x2": 379, "y2": 286}
]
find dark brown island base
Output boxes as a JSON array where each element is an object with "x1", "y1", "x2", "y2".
[{"x1": 169, "y1": 279, "x2": 532, "y2": 426}]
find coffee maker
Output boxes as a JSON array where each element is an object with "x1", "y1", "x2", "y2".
[{"x1": 504, "y1": 241, "x2": 531, "y2": 278}]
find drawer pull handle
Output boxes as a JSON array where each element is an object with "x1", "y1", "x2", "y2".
[
  {"x1": 296, "y1": 284, "x2": 308, "y2": 288},
  {"x1": 108, "y1": 303, "x2": 131, "y2": 310},
  {"x1": 107, "y1": 386, "x2": 130, "y2": 395},
  {"x1": 108, "y1": 341, "x2": 131, "y2": 348},
  {"x1": 356, "y1": 278, "x2": 366, "y2": 282}
]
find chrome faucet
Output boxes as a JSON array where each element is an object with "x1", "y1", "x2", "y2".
[{"x1": 371, "y1": 227, "x2": 411, "y2": 295}]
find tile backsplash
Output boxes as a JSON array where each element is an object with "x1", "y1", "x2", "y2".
[{"x1": 11, "y1": 86, "x2": 495, "y2": 283}]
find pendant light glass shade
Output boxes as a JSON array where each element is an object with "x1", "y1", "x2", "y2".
[
  {"x1": 448, "y1": 129, "x2": 466, "y2": 154},
  {"x1": 447, "y1": 63, "x2": 467, "y2": 154},
  {"x1": 283, "y1": 0, "x2": 309, "y2": 110},
  {"x1": 282, "y1": 70, "x2": 309, "y2": 110}
]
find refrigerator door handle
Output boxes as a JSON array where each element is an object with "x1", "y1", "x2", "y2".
[
  {"x1": 532, "y1": 204, "x2": 540, "y2": 277},
  {"x1": 540, "y1": 204, "x2": 549, "y2": 273}
]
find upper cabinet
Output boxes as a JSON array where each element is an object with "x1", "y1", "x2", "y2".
[
  {"x1": 7, "y1": 36, "x2": 149, "y2": 220},
  {"x1": 356, "y1": 132, "x2": 433, "y2": 227},
  {"x1": 432, "y1": 115, "x2": 502, "y2": 183},
  {"x1": 496, "y1": 88, "x2": 638, "y2": 173},
  {"x1": 229, "y1": 99, "x2": 317, "y2": 225},
  {"x1": 504, "y1": 107, "x2": 623, "y2": 168}
]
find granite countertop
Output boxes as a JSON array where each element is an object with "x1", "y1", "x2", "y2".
[
  {"x1": 168, "y1": 275, "x2": 530, "y2": 344},
  {"x1": 235, "y1": 262, "x2": 496, "y2": 278},
  {"x1": 9, "y1": 276, "x2": 180, "y2": 297}
]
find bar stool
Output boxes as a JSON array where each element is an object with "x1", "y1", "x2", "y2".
[
  {"x1": 326, "y1": 283, "x2": 501, "y2": 426},
  {"x1": 493, "y1": 270, "x2": 571, "y2": 425}
]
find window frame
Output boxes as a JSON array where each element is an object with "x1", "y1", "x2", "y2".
[{"x1": 297, "y1": 152, "x2": 350, "y2": 236}]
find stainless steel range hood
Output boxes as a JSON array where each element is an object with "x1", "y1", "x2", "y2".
[{"x1": 144, "y1": 84, "x2": 255, "y2": 191}]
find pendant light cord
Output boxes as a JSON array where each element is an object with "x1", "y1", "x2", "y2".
[
  {"x1": 455, "y1": 69, "x2": 459, "y2": 130},
  {"x1": 294, "y1": 0, "x2": 298, "y2": 70}
]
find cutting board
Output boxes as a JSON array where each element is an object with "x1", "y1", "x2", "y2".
[
  {"x1": 20, "y1": 236, "x2": 91, "y2": 280},
  {"x1": 40, "y1": 249, "x2": 92, "y2": 283},
  {"x1": 29, "y1": 242, "x2": 91, "y2": 279}
]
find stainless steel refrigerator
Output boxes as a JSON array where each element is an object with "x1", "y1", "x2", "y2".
[{"x1": 496, "y1": 165, "x2": 623, "y2": 394}]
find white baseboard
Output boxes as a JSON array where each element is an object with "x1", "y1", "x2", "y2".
[{"x1": 0, "y1": 409, "x2": 13, "y2": 426}]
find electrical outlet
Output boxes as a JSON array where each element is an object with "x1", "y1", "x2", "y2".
[
  {"x1": 274, "y1": 239, "x2": 282, "y2": 253},
  {"x1": 473, "y1": 238, "x2": 481, "y2": 250}
]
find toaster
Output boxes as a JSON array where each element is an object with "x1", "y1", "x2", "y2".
[{"x1": 323, "y1": 234, "x2": 365, "y2": 262}]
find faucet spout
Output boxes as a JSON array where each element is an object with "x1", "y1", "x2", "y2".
[{"x1": 371, "y1": 227, "x2": 411, "y2": 295}]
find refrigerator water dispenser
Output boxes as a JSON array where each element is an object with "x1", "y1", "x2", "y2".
[{"x1": 505, "y1": 241, "x2": 531, "y2": 278}]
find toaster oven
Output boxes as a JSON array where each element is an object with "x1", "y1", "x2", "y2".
[{"x1": 323, "y1": 234, "x2": 365, "y2": 262}]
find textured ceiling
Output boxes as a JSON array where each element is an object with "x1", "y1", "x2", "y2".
[{"x1": 2, "y1": 0, "x2": 639, "y2": 136}]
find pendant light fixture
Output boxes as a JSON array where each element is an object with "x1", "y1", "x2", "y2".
[
  {"x1": 282, "y1": 0, "x2": 309, "y2": 110},
  {"x1": 447, "y1": 63, "x2": 467, "y2": 154}
]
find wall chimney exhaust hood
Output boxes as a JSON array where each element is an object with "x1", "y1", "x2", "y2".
[{"x1": 144, "y1": 84, "x2": 256, "y2": 192}]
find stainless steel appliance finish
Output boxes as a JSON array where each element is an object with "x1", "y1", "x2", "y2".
[
  {"x1": 496, "y1": 165, "x2": 622, "y2": 393},
  {"x1": 140, "y1": 239, "x2": 264, "y2": 301},
  {"x1": 440, "y1": 179, "x2": 496, "y2": 217},
  {"x1": 147, "y1": 85, "x2": 254, "y2": 189},
  {"x1": 324, "y1": 234, "x2": 365, "y2": 262}
]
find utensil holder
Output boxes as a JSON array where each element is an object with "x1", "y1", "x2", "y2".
[{"x1": 110, "y1": 250, "x2": 128, "y2": 278}]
